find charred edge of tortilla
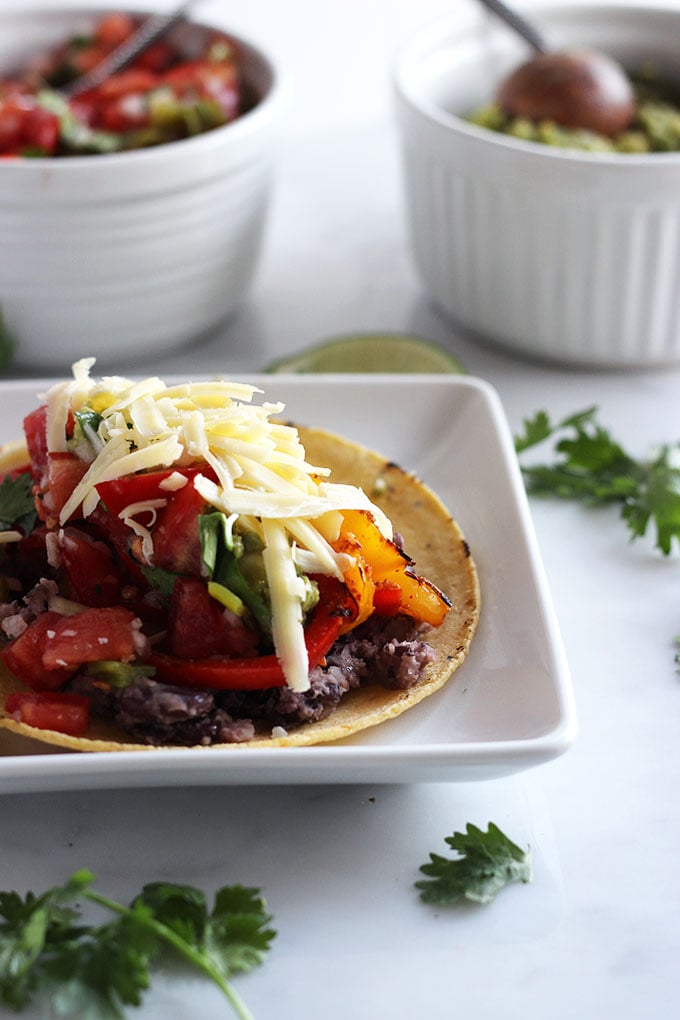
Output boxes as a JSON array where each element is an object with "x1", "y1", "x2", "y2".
[{"x1": 0, "y1": 425, "x2": 480, "y2": 753}]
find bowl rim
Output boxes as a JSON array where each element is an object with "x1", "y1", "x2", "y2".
[
  {"x1": 0, "y1": 5, "x2": 281, "y2": 170},
  {"x1": 393, "y1": 0, "x2": 680, "y2": 167}
]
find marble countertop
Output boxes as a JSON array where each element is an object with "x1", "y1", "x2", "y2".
[{"x1": 1, "y1": 1, "x2": 679, "y2": 1017}]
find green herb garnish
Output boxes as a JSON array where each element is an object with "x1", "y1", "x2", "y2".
[
  {"x1": 0, "y1": 870, "x2": 275, "y2": 1019},
  {"x1": 140, "y1": 563, "x2": 179, "y2": 601},
  {"x1": 0, "y1": 472, "x2": 36, "y2": 534},
  {"x1": 416, "y1": 822, "x2": 532, "y2": 906},
  {"x1": 515, "y1": 406, "x2": 680, "y2": 555},
  {"x1": 199, "y1": 512, "x2": 272, "y2": 632}
]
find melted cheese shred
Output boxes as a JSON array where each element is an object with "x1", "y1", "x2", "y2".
[{"x1": 41, "y1": 360, "x2": 393, "y2": 692}]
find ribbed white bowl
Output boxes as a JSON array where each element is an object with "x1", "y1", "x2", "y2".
[
  {"x1": 394, "y1": 3, "x2": 680, "y2": 368},
  {"x1": 0, "y1": 8, "x2": 280, "y2": 369}
]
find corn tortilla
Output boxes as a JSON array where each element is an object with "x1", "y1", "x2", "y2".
[{"x1": 0, "y1": 426, "x2": 480, "y2": 752}]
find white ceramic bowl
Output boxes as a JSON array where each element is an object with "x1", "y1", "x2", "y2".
[
  {"x1": 394, "y1": 3, "x2": 680, "y2": 368},
  {"x1": 0, "y1": 8, "x2": 280, "y2": 370}
]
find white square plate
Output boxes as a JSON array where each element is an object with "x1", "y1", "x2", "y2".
[{"x1": 0, "y1": 374, "x2": 576, "y2": 791}]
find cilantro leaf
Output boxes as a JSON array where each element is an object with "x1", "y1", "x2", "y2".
[
  {"x1": 207, "y1": 885, "x2": 277, "y2": 977},
  {"x1": 199, "y1": 512, "x2": 271, "y2": 632},
  {"x1": 514, "y1": 406, "x2": 680, "y2": 555},
  {"x1": 140, "y1": 564, "x2": 178, "y2": 600},
  {"x1": 0, "y1": 872, "x2": 275, "y2": 1020},
  {"x1": 416, "y1": 822, "x2": 532, "y2": 906},
  {"x1": 0, "y1": 472, "x2": 37, "y2": 534}
]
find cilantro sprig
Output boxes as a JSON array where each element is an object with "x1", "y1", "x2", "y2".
[
  {"x1": 416, "y1": 822, "x2": 532, "y2": 906},
  {"x1": 515, "y1": 406, "x2": 680, "y2": 555},
  {"x1": 0, "y1": 870, "x2": 275, "y2": 1019}
]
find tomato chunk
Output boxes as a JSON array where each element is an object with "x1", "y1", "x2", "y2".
[
  {"x1": 4, "y1": 691, "x2": 90, "y2": 736},
  {"x1": 36, "y1": 452, "x2": 88, "y2": 525},
  {"x1": 167, "y1": 577, "x2": 257, "y2": 659},
  {"x1": 1, "y1": 612, "x2": 76, "y2": 691},
  {"x1": 23, "y1": 404, "x2": 48, "y2": 477},
  {"x1": 59, "y1": 526, "x2": 122, "y2": 607},
  {"x1": 41, "y1": 606, "x2": 144, "y2": 669},
  {"x1": 152, "y1": 477, "x2": 207, "y2": 575}
]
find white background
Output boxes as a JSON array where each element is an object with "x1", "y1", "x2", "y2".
[{"x1": 1, "y1": 2, "x2": 679, "y2": 1018}]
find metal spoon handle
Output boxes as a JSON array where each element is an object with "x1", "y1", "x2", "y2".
[
  {"x1": 475, "y1": 0, "x2": 550, "y2": 54},
  {"x1": 62, "y1": 0, "x2": 199, "y2": 98}
]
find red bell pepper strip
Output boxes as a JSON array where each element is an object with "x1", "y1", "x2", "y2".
[{"x1": 94, "y1": 466, "x2": 209, "y2": 517}]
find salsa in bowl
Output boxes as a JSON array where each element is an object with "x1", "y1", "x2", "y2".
[
  {"x1": 0, "y1": 9, "x2": 260, "y2": 158},
  {"x1": 0, "y1": 8, "x2": 279, "y2": 368}
]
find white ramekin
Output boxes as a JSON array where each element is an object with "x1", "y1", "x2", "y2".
[
  {"x1": 0, "y1": 8, "x2": 280, "y2": 370},
  {"x1": 394, "y1": 3, "x2": 680, "y2": 368}
]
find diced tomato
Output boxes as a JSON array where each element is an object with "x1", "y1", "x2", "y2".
[
  {"x1": 86, "y1": 505, "x2": 148, "y2": 585},
  {"x1": 69, "y1": 45, "x2": 108, "y2": 76},
  {"x1": 167, "y1": 577, "x2": 257, "y2": 659},
  {"x1": 95, "y1": 69, "x2": 157, "y2": 100},
  {"x1": 59, "y1": 526, "x2": 121, "y2": 606},
  {"x1": 0, "y1": 101, "x2": 23, "y2": 153},
  {"x1": 36, "y1": 452, "x2": 88, "y2": 525},
  {"x1": 23, "y1": 404, "x2": 48, "y2": 477},
  {"x1": 133, "y1": 40, "x2": 174, "y2": 73},
  {"x1": 164, "y1": 60, "x2": 239, "y2": 117},
  {"x1": 41, "y1": 606, "x2": 145, "y2": 669},
  {"x1": 96, "y1": 97, "x2": 149, "y2": 133},
  {"x1": 4, "y1": 691, "x2": 90, "y2": 736},
  {"x1": 1, "y1": 612, "x2": 76, "y2": 691},
  {"x1": 94, "y1": 12, "x2": 136, "y2": 50},
  {"x1": 152, "y1": 477, "x2": 207, "y2": 575},
  {"x1": 9, "y1": 526, "x2": 49, "y2": 587},
  {"x1": 21, "y1": 107, "x2": 59, "y2": 153}
]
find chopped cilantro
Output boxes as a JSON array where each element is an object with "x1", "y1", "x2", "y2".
[
  {"x1": 73, "y1": 407, "x2": 104, "y2": 443},
  {"x1": 35, "y1": 90, "x2": 121, "y2": 154},
  {"x1": 199, "y1": 512, "x2": 271, "y2": 632},
  {"x1": 416, "y1": 822, "x2": 532, "y2": 906},
  {"x1": 140, "y1": 564, "x2": 179, "y2": 600},
  {"x1": 515, "y1": 406, "x2": 680, "y2": 555},
  {"x1": 0, "y1": 472, "x2": 36, "y2": 534},
  {"x1": 0, "y1": 870, "x2": 275, "y2": 1019}
]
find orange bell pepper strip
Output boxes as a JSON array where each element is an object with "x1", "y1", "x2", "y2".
[{"x1": 332, "y1": 510, "x2": 451, "y2": 629}]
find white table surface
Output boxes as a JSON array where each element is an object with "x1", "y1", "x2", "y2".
[{"x1": 1, "y1": 1, "x2": 679, "y2": 1018}]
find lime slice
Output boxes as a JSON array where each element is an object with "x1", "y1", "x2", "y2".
[{"x1": 265, "y1": 333, "x2": 465, "y2": 374}]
